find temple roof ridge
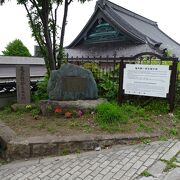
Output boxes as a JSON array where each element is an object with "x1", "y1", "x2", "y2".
[{"x1": 97, "y1": 0, "x2": 157, "y2": 26}]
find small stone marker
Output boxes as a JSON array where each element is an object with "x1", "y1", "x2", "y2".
[
  {"x1": 47, "y1": 63, "x2": 98, "y2": 100},
  {"x1": 16, "y1": 65, "x2": 31, "y2": 104}
]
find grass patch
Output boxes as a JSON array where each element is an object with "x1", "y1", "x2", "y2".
[
  {"x1": 95, "y1": 102, "x2": 155, "y2": 133},
  {"x1": 142, "y1": 139, "x2": 151, "y2": 145},
  {"x1": 159, "y1": 135, "x2": 168, "y2": 141},
  {"x1": 31, "y1": 122, "x2": 46, "y2": 130},
  {"x1": 121, "y1": 103, "x2": 147, "y2": 119},
  {"x1": 95, "y1": 102, "x2": 138, "y2": 132},
  {"x1": 169, "y1": 127, "x2": 178, "y2": 136},
  {"x1": 0, "y1": 158, "x2": 7, "y2": 166},
  {"x1": 175, "y1": 107, "x2": 180, "y2": 120},
  {"x1": 143, "y1": 99, "x2": 169, "y2": 115},
  {"x1": 96, "y1": 102, "x2": 128, "y2": 125},
  {"x1": 0, "y1": 99, "x2": 179, "y2": 137},
  {"x1": 161, "y1": 152, "x2": 179, "y2": 172},
  {"x1": 140, "y1": 170, "x2": 152, "y2": 177},
  {"x1": 69, "y1": 120, "x2": 92, "y2": 133},
  {"x1": 69, "y1": 121, "x2": 81, "y2": 128},
  {"x1": 59, "y1": 149, "x2": 71, "y2": 156},
  {"x1": 136, "y1": 122, "x2": 153, "y2": 133}
]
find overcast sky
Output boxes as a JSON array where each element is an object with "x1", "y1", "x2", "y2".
[{"x1": 0, "y1": 0, "x2": 180, "y2": 55}]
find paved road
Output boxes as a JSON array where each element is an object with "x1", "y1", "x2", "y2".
[{"x1": 0, "y1": 140, "x2": 179, "y2": 180}]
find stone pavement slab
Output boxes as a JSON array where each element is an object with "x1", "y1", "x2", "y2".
[
  {"x1": 164, "y1": 167, "x2": 180, "y2": 180},
  {"x1": 0, "y1": 139, "x2": 179, "y2": 180},
  {"x1": 138, "y1": 167, "x2": 180, "y2": 180},
  {"x1": 148, "y1": 161, "x2": 166, "y2": 178},
  {"x1": 137, "y1": 140, "x2": 180, "y2": 180},
  {"x1": 161, "y1": 141, "x2": 180, "y2": 161}
]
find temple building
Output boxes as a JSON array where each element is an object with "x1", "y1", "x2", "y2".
[{"x1": 65, "y1": 0, "x2": 180, "y2": 58}]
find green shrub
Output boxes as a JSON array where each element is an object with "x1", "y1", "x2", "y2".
[
  {"x1": 83, "y1": 63, "x2": 118, "y2": 101},
  {"x1": 143, "y1": 99, "x2": 169, "y2": 114},
  {"x1": 30, "y1": 106, "x2": 41, "y2": 118},
  {"x1": 32, "y1": 74, "x2": 49, "y2": 102},
  {"x1": 175, "y1": 108, "x2": 180, "y2": 120},
  {"x1": 98, "y1": 75, "x2": 118, "y2": 101},
  {"x1": 83, "y1": 63, "x2": 100, "y2": 79},
  {"x1": 96, "y1": 102, "x2": 128, "y2": 125},
  {"x1": 1, "y1": 106, "x2": 12, "y2": 114},
  {"x1": 169, "y1": 128, "x2": 178, "y2": 136}
]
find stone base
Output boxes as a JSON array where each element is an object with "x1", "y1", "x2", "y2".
[
  {"x1": 11, "y1": 103, "x2": 36, "y2": 112},
  {"x1": 40, "y1": 98, "x2": 106, "y2": 116}
]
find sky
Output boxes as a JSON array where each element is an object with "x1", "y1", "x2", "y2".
[{"x1": 0, "y1": 0, "x2": 180, "y2": 55}]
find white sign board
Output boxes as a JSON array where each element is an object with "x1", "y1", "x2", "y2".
[{"x1": 123, "y1": 64, "x2": 171, "y2": 98}]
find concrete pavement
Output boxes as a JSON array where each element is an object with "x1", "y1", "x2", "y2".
[{"x1": 0, "y1": 139, "x2": 179, "y2": 180}]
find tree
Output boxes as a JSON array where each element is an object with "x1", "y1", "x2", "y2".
[
  {"x1": 0, "y1": 0, "x2": 91, "y2": 75},
  {"x1": 2, "y1": 39, "x2": 31, "y2": 56}
]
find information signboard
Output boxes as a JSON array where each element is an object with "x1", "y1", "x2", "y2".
[{"x1": 123, "y1": 64, "x2": 171, "y2": 98}]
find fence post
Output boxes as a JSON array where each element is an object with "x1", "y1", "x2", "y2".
[
  {"x1": 118, "y1": 59, "x2": 124, "y2": 104},
  {"x1": 113, "y1": 53, "x2": 116, "y2": 79},
  {"x1": 66, "y1": 53, "x2": 69, "y2": 63},
  {"x1": 169, "y1": 58, "x2": 178, "y2": 112}
]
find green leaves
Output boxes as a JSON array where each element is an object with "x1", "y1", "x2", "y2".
[
  {"x1": 32, "y1": 74, "x2": 49, "y2": 102},
  {"x1": 1, "y1": 0, "x2": 92, "y2": 74},
  {"x1": 0, "y1": 0, "x2": 5, "y2": 5},
  {"x1": 2, "y1": 39, "x2": 31, "y2": 56},
  {"x1": 98, "y1": 76, "x2": 118, "y2": 101},
  {"x1": 78, "y1": 0, "x2": 92, "y2": 3},
  {"x1": 17, "y1": 0, "x2": 28, "y2": 4}
]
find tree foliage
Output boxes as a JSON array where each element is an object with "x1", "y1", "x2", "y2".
[
  {"x1": 1, "y1": 0, "x2": 91, "y2": 75},
  {"x1": 2, "y1": 39, "x2": 31, "y2": 56}
]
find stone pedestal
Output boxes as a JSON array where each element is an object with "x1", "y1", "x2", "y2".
[{"x1": 40, "y1": 99, "x2": 106, "y2": 116}]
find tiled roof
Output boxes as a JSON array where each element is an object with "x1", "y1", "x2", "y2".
[{"x1": 66, "y1": 0, "x2": 180, "y2": 58}]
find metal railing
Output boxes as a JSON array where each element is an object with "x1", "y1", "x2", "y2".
[{"x1": 65, "y1": 52, "x2": 179, "y2": 112}]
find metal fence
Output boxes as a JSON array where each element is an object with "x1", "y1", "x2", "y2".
[
  {"x1": 0, "y1": 53, "x2": 178, "y2": 110},
  {"x1": 66, "y1": 53, "x2": 179, "y2": 78},
  {"x1": 66, "y1": 53, "x2": 179, "y2": 79},
  {"x1": 65, "y1": 52, "x2": 179, "y2": 112}
]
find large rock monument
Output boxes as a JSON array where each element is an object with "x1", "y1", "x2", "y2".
[{"x1": 47, "y1": 63, "x2": 98, "y2": 101}]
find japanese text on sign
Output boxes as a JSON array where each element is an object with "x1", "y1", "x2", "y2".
[{"x1": 123, "y1": 64, "x2": 171, "y2": 98}]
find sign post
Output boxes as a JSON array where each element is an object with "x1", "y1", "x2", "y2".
[
  {"x1": 168, "y1": 60, "x2": 178, "y2": 112},
  {"x1": 16, "y1": 65, "x2": 31, "y2": 104},
  {"x1": 118, "y1": 58, "x2": 178, "y2": 112}
]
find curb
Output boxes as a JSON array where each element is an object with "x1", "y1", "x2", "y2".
[
  {"x1": 5, "y1": 133, "x2": 160, "y2": 160},
  {"x1": 0, "y1": 121, "x2": 16, "y2": 150}
]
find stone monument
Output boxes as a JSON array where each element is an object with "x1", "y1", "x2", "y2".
[
  {"x1": 16, "y1": 65, "x2": 31, "y2": 104},
  {"x1": 47, "y1": 63, "x2": 98, "y2": 100}
]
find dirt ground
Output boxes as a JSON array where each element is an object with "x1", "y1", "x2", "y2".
[{"x1": 0, "y1": 109, "x2": 179, "y2": 139}]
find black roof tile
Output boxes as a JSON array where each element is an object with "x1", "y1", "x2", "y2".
[{"x1": 66, "y1": 0, "x2": 180, "y2": 58}]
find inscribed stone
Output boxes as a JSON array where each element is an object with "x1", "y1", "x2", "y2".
[{"x1": 47, "y1": 63, "x2": 98, "y2": 100}]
